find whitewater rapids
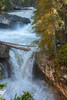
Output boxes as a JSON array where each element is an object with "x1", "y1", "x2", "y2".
[{"x1": 0, "y1": 7, "x2": 54, "y2": 100}]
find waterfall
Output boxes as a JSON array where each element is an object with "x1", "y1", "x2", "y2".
[{"x1": 0, "y1": 7, "x2": 54, "y2": 100}]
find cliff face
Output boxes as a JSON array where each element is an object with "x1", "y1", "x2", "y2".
[
  {"x1": 33, "y1": 52, "x2": 67, "y2": 100},
  {"x1": 0, "y1": 43, "x2": 11, "y2": 78},
  {"x1": 0, "y1": 44, "x2": 9, "y2": 59}
]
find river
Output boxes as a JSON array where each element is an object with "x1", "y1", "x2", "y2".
[{"x1": 0, "y1": 7, "x2": 54, "y2": 100}]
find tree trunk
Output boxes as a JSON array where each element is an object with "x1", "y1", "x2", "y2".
[{"x1": 0, "y1": 41, "x2": 34, "y2": 52}]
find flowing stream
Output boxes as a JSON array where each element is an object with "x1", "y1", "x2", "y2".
[{"x1": 0, "y1": 7, "x2": 54, "y2": 100}]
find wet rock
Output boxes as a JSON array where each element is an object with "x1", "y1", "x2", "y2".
[
  {"x1": 0, "y1": 23, "x2": 10, "y2": 29},
  {"x1": 0, "y1": 14, "x2": 31, "y2": 29},
  {"x1": 7, "y1": 15, "x2": 31, "y2": 24},
  {"x1": 33, "y1": 62, "x2": 45, "y2": 80},
  {"x1": 0, "y1": 44, "x2": 9, "y2": 58},
  {"x1": 0, "y1": 44, "x2": 11, "y2": 78},
  {"x1": 0, "y1": 63, "x2": 8, "y2": 79}
]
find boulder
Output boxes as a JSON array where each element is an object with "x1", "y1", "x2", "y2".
[{"x1": 0, "y1": 14, "x2": 31, "y2": 29}]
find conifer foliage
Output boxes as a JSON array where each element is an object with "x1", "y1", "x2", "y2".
[
  {"x1": 33, "y1": 0, "x2": 67, "y2": 56},
  {"x1": 0, "y1": 0, "x2": 35, "y2": 11}
]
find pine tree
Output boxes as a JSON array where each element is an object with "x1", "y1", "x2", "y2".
[
  {"x1": 33, "y1": 0, "x2": 67, "y2": 56},
  {"x1": 0, "y1": 0, "x2": 6, "y2": 11}
]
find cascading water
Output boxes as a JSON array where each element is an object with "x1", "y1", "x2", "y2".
[{"x1": 0, "y1": 7, "x2": 54, "y2": 100}]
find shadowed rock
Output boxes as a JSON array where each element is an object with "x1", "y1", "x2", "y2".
[
  {"x1": 0, "y1": 14, "x2": 31, "y2": 29},
  {"x1": 0, "y1": 44, "x2": 11, "y2": 78},
  {"x1": 0, "y1": 44, "x2": 9, "y2": 58},
  {"x1": 13, "y1": 6, "x2": 31, "y2": 10}
]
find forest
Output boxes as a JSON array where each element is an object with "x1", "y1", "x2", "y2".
[
  {"x1": 0, "y1": 0, "x2": 67, "y2": 100},
  {"x1": 0, "y1": 0, "x2": 35, "y2": 11},
  {"x1": 34, "y1": 0, "x2": 67, "y2": 74},
  {"x1": 34, "y1": 0, "x2": 67, "y2": 79}
]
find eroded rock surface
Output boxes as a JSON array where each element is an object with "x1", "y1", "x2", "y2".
[
  {"x1": 33, "y1": 52, "x2": 67, "y2": 100},
  {"x1": 0, "y1": 44, "x2": 11, "y2": 79},
  {"x1": 0, "y1": 14, "x2": 31, "y2": 29},
  {"x1": 0, "y1": 44, "x2": 9, "y2": 58}
]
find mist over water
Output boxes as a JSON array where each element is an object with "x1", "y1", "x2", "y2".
[{"x1": 0, "y1": 7, "x2": 54, "y2": 100}]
